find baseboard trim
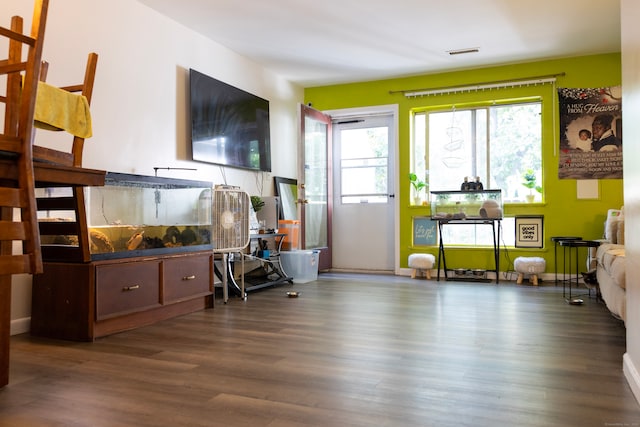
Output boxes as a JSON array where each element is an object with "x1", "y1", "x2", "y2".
[
  {"x1": 329, "y1": 268, "x2": 394, "y2": 275},
  {"x1": 10, "y1": 317, "x2": 30, "y2": 336},
  {"x1": 399, "y1": 268, "x2": 559, "y2": 284},
  {"x1": 623, "y1": 353, "x2": 640, "y2": 406}
]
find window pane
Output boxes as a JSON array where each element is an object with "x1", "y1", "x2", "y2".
[
  {"x1": 413, "y1": 114, "x2": 427, "y2": 176},
  {"x1": 342, "y1": 164, "x2": 387, "y2": 196},
  {"x1": 475, "y1": 110, "x2": 488, "y2": 182},
  {"x1": 427, "y1": 110, "x2": 474, "y2": 191},
  {"x1": 340, "y1": 128, "x2": 388, "y2": 159},
  {"x1": 489, "y1": 104, "x2": 542, "y2": 202},
  {"x1": 438, "y1": 217, "x2": 514, "y2": 247},
  {"x1": 419, "y1": 102, "x2": 541, "y2": 201},
  {"x1": 340, "y1": 127, "x2": 388, "y2": 204}
]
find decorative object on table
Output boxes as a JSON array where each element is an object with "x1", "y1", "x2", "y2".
[
  {"x1": 522, "y1": 169, "x2": 542, "y2": 202},
  {"x1": 474, "y1": 176, "x2": 483, "y2": 191},
  {"x1": 460, "y1": 176, "x2": 471, "y2": 191},
  {"x1": 461, "y1": 176, "x2": 483, "y2": 191},
  {"x1": 255, "y1": 196, "x2": 280, "y2": 231},
  {"x1": 478, "y1": 199, "x2": 503, "y2": 218},
  {"x1": 250, "y1": 195, "x2": 265, "y2": 213},
  {"x1": 409, "y1": 172, "x2": 427, "y2": 205}
]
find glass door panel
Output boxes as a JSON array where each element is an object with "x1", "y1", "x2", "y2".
[{"x1": 300, "y1": 104, "x2": 332, "y2": 271}]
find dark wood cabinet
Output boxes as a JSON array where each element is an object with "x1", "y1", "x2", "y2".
[
  {"x1": 30, "y1": 173, "x2": 215, "y2": 341},
  {"x1": 95, "y1": 260, "x2": 162, "y2": 320},
  {"x1": 163, "y1": 255, "x2": 212, "y2": 304},
  {"x1": 31, "y1": 252, "x2": 214, "y2": 341}
]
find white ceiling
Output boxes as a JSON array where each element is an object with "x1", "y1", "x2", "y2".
[{"x1": 137, "y1": 0, "x2": 621, "y2": 87}]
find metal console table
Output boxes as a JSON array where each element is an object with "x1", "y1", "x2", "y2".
[
  {"x1": 215, "y1": 233, "x2": 293, "y2": 300},
  {"x1": 436, "y1": 218, "x2": 501, "y2": 284}
]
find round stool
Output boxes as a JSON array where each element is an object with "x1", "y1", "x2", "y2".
[
  {"x1": 514, "y1": 256, "x2": 546, "y2": 286},
  {"x1": 408, "y1": 253, "x2": 436, "y2": 279}
]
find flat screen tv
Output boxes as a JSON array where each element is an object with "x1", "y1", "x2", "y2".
[{"x1": 189, "y1": 68, "x2": 271, "y2": 172}]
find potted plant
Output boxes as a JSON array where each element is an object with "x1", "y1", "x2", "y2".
[
  {"x1": 409, "y1": 173, "x2": 427, "y2": 205},
  {"x1": 250, "y1": 195, "x2": 265, "y2": 212},
  {"x1": 522, "y1": 169, "x2": 542, "y2": 203}
]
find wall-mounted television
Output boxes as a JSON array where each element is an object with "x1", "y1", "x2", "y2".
[{"x1": 189, "y1": 69, "x2": 271, "y2": 172}]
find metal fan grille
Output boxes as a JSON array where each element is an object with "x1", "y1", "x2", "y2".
[{"x1": 212, "y1": 188, "x2": 250, "y2": 252}]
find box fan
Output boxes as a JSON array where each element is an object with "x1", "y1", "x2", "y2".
[{"x1": 212, "y1": 185, "x2": 251, "y2": 302}]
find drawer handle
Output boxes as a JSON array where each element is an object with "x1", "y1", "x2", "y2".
[
  {"x1": 182, "y1": 275, "x2": 196, "y2": 281},
  {"x1": 122, "y1": 285, "x2": 140, "y2": 291}
]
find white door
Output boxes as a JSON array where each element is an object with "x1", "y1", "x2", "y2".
[{"x1": 331, "y1": 112, "x2": 396, "y2": 272}]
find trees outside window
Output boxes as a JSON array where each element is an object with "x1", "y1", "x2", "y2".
[{"x1": 412, "y1": 101, "x2": 542, "y2": 245}]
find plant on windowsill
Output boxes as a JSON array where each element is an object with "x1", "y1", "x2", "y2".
[
  {"x1": 522, "y1": 169, "x2": 542, "y2": 203},
  {"x1": 409, "y1": 173, "x2": 427, "y2": 205}
]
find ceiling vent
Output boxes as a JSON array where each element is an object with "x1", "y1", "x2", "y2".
[{"x1": 447, "y1": 47, "x2": 480, "y2": 55}]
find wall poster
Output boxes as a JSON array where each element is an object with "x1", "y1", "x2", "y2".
[
  {"x1": 558, "y1": 86, "x2": 622, "y2": 180},
  {"x1": 515, "y1": 216, "x2": 544, "y2": 248},
  {"x1": 412, "y1": 217, "x2": 437, "y2": 246}
]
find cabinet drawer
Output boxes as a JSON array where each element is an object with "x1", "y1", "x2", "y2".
[
  {"x1": 96, "y1": 261, "x2": 161, "y2": 320},
  {"x1": 163, "y1": 254, "x2": 212, "y2": 303}
]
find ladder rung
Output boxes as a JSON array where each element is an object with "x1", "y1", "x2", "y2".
[
  {"x1": 39, "y1": 221, "x2": 78, "y2": 236},
  {"x1": 0, "y1": 137, "x2": 23, "y2": 155},
  {"x1": 0, "y1": 220, "x2": 27, "y2": 240},
  {"x1": 0, "y1": 187, "x2": 23, "y2": 207},
  {"x1": 36, "y1": 196, "x2": 76, "y2": 210},
  {"x1": 0, "y1": 254, "x2": 33, "y2": 275}
]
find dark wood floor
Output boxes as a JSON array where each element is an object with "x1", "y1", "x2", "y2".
[{"x1": 1, "y1": 274, "x2": 637, "y2": 426}]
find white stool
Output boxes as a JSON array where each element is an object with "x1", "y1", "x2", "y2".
[
  {"x1": 514, "y1": 256, "x2": 546, "y2": 286},
  {"x1": 408, "y1": 253, "x2": 436, "y2": 279}
]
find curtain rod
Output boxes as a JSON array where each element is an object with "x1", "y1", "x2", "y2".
[{"x1": 391, "y1": 73, "x2": 565, "y2": 98}]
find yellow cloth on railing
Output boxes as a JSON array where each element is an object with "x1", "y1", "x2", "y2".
[{"x1": 34, "y1": 81, "x2": 92, "y2": 138}]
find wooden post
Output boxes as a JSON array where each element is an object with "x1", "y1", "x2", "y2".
[{"x1": 0, "y1": 275, "x2": 11, "y2": 387}]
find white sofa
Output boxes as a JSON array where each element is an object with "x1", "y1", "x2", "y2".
[{"x1": 595, "y1": 209, "x2": 626, "y2": 324}]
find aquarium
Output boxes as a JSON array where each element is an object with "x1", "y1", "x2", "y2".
[
  {"x1": 38, "y1": 172, "x2": 213, "y2": 259},
  {"x1": 430, "y1": 189, "x2": 503, "y2": 220}
]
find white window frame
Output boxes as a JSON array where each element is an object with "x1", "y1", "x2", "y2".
[{"x1": 412, "y1": 100, "x2": 542, "y2": 247}]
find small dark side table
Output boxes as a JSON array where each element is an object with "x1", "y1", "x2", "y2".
[
  {"x1": 558, "y1": 239, "x2": 601, "y2": 303},
  {"x1": 551, "y1": 236, "x2": 582, "y2": 287}
]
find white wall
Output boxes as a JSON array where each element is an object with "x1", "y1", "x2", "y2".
[
  {"x1": 3, "y1": 0, "x2": 303, "y2": 330},
  {"x1": 621, "y1": 0, "x2": 640, "y2": 404}
]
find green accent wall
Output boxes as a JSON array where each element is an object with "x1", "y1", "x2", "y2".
[{"x1": 304, "y1": 53, "x2": 623, "y2": 276}]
